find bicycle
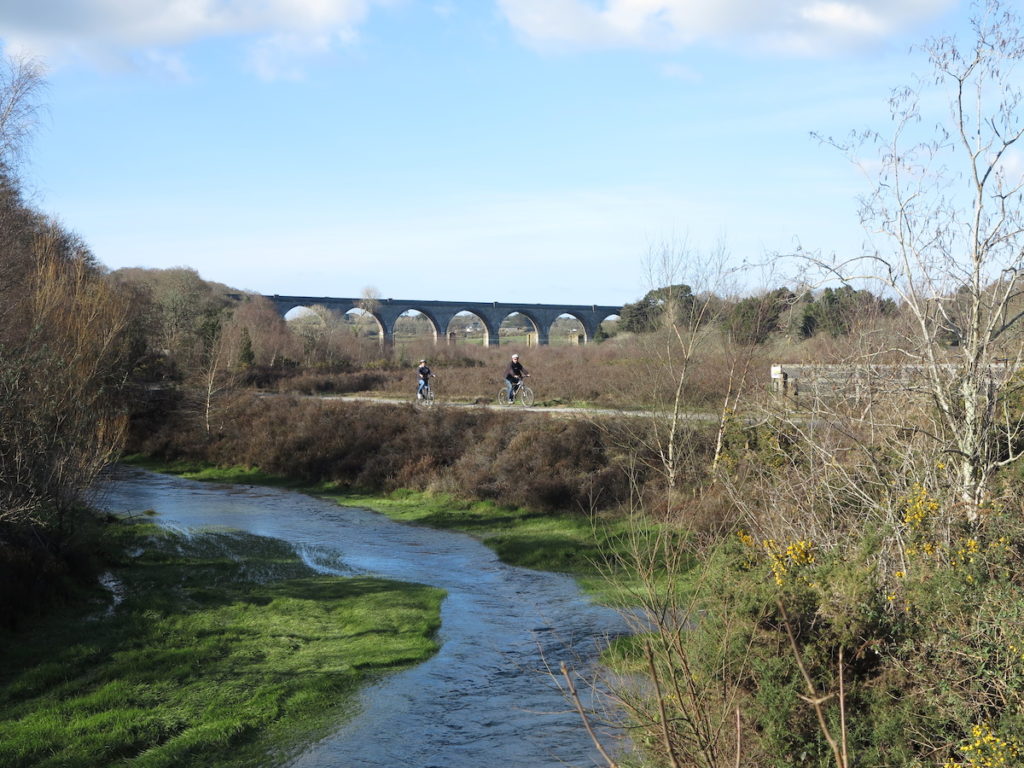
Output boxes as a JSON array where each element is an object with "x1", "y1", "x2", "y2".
[
  {"x1": 415, "y1": 381, "x2": 437, "y2": 410},
  {"x1": 497, "y1": 379, "x2": 534, "y2": 407}
]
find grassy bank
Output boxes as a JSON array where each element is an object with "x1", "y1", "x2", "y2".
[
  {"x1": 0, "y1": 518, "x2": 444, "y2": 768},
  {"x1": 121, "y1": 456, "x2": 661, "y2": 605},
  {"x1": 318, "y1": 487, "x2": 639, "y2": 600}
]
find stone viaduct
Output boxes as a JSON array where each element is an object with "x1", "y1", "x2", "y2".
[{"x1": 263, "y1": 295, "x2": 622, "y2": 346}]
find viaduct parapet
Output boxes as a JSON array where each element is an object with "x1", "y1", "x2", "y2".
[{"x1": 262, "y1": 295, "x2": 622, "y2": 346}]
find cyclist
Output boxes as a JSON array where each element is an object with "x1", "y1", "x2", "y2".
[
  {"x1": 504, "y1": 353, "x2": 529, "y2": 403},
  {"x1": 416, "y1": 359, "x2": 434, "y2": 399}
]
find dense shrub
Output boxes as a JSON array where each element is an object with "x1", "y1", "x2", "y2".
[
  {"x1": 282, "y1": 371, "x2": 387, "y2": 395},
  {"x1": 237, "y1": 362, "x2": 300, "y2": 389},
  {"x1": 127, "y1": 395, "x2": 639, "y2": 514},
  {"x1": 688, "y1": 514, "x2": 1024, "y2": 766}
]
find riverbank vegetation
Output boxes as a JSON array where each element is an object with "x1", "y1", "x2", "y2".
[
  {"x1": 0, "y1": 520, "x2": 444, "y2": 768},
  {"x1": 121, "y1": 456, "x2": 662, "y2": 605},
  {"x1": 8, "y1": 3, "x2": 1024, "y2": 765},
  {"x1": 0, "y1": 57, "x2": 150, "y2": 630},
  {"x1": 0, "y1": 55, "x2": 448, "y2": 768}
]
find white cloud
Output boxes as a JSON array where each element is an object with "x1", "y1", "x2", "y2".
[
  {"x1": 0, "y1": 0, "x2": 390, "y2": 77},
  {"x1": 245, "y1": 31, "x2": 335, "y2": 80},
  {"x1": 497, "y1": 0, "x2": 956, "y2": 55},
  {"x1": 801, "y1": 2, "x2": 887, "y2": 36},
  {"x1": 142, "y1": 49, "x2": 192, "y2": 81}
]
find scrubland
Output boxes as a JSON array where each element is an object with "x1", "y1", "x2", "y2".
[
  {"x1": 122, "y1": 330, "x2": 1024, "y2": 767},
  {"x1": 254, "y1": 329, "x2": 777, "y2": 410},
  {"x1": 9, "y1": 4, "x2": 1024, "y2": 760}
]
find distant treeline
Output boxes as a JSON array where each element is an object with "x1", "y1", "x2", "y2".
[{"x1": 619, "y1": 283, "x2": 898, "y2": 344}]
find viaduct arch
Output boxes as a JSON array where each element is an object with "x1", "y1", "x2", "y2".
[{"x1": 263, "y1": 295, "x2": 622, "y2": 346}]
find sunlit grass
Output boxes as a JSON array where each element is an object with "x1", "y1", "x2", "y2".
[
  {"x1": 120, "y1": 455, "x2": 300, "y2": 487},
  {"x1": 121, "y1": 458, "x2": 691, "y2": 605},
  {"x1": 320, "y1": 488, "x2": 682, "y2": 605},
  {"x1": 0, "y1": 521, "x2": 444, "y2": 768}
]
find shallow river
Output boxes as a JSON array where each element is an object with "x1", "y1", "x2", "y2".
[{"x1": 95, "y1": 466, "x2": 629, "y2": 768}]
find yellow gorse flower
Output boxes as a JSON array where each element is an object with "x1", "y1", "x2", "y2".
[
  {"x1": 945, "y1": 722, "x2": 1023, "y2": 768},
  {"x1": 736, "y1": 531, "x2": 821, "y2": 586},
  {"x1": 902, "y1": 483, "x2": 939, "y2": 529},
  {"x1": 761, "y1": 538, "x2": 816, "y2": 586}
]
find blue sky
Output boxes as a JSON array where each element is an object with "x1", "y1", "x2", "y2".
[{"x1": 1, "y1": 1, "x2": 974, "y2": 305}]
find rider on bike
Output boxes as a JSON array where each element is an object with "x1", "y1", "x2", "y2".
[
  {"x1": 417, "y1": 359, "x2": 433, "y2": 399},
  {"x1": 504, "y1": 353, "x2": 529, "y2": 403}
]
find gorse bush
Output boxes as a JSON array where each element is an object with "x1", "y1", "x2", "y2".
[{"x1": 611, "y1": 494, "x2": 1024, "y2": 768}]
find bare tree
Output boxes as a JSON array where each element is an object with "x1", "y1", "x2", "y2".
[
  {"x1": 0, "y1": 55, "x2": 44, "y2": 330},
  {"x1": 565, "y1": 240, "x2": 766, "y2": 768},
  {"x1": 289, "y1": 303, "x2": 361, "y2": 368},
  {"x1": 357, "y1": 285, "x2": 386, "y2": 346},
  {"x1": 358, "y1": 285, "x2": 382, "y2": 314},
  {"x1": 2, "y1": 224, "x2": 137, "y2": 528},
  {"x1": 813, "y1": 0, "x2": 1024, "y2": 517},
  {"x1": 222, "y1": 295, "x2": 298, "y2": 367},
  {"x1": 193, "y1": 323, "x2": 234, "y2": 435},
  {"x1": 0, "y1": 54, "x2": 44, "y2": 173},
  {"x1": 699, "y1": 9, "x2": 1024, "y2": 760},
  {"x1": 612, "y1": 237, "x2": 738, "y2": 504}
]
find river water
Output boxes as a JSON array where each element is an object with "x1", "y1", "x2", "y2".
[{"x1": 95, "y1": 466, "x2": 630, "y2": 768}]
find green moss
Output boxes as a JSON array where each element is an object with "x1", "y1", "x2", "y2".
[
  {"x1": 0, "y1": 519, "x2": 444, "y2": 768},
  {"x1": 121, "y1": 456, "x2": 304, "y2": 488}
]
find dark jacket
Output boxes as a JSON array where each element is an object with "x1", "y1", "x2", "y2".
[{"x1": 504, "y1": 360, "x2": 527, "y2": 380}]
